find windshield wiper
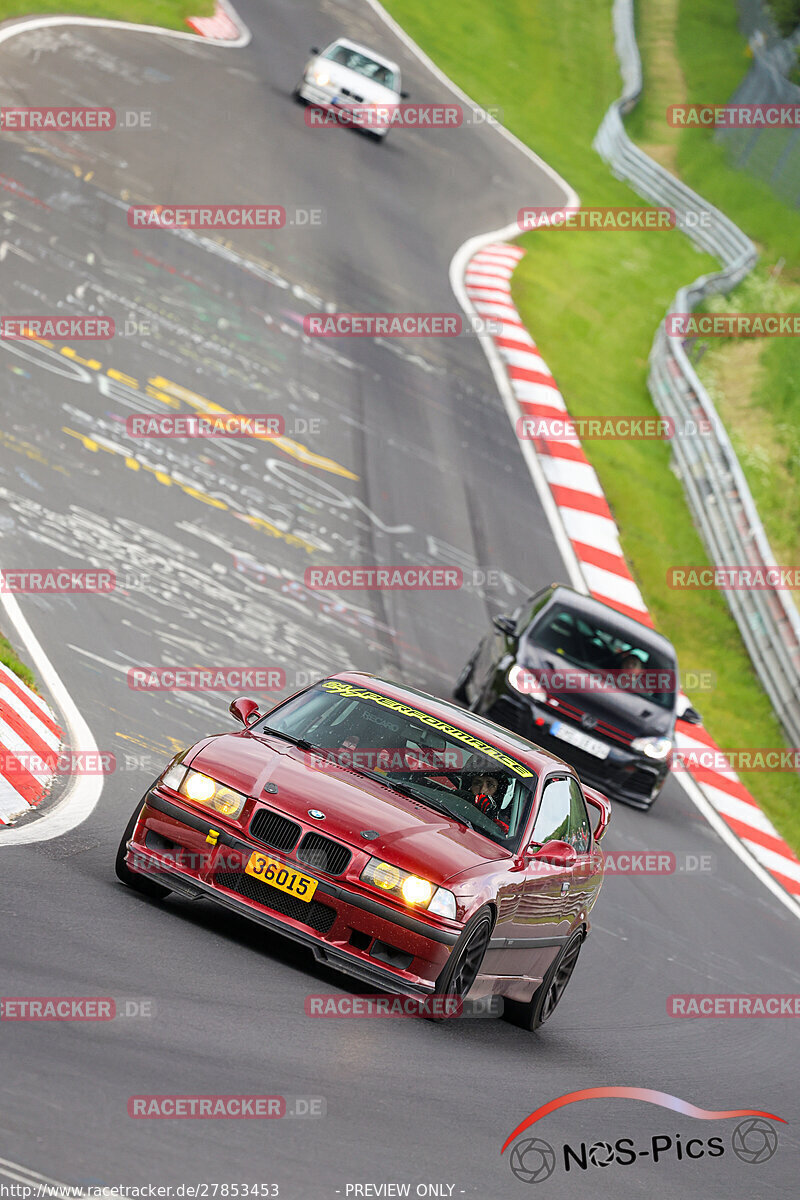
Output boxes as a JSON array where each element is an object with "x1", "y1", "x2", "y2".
[
  {"x1": 343, "y1": 763, "x2": 421, "y2": 801},
  {"x1": 423, "y1": 798, "x2": 476, "y2": 831},
  {"x1": 371, "y1": 771, "x2": 478, "y2": 831},
  {"x1": 257, "y1": 726, "x2": 316, "y2": 752}
]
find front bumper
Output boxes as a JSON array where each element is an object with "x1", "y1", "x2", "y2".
[
  {"x1": 297, "y1": 82, "x2": 390, "y2": 136},
  {"x1": 125, "y1": 790, "x2": 461, "y2": 995},
  {"x1": 485, "y1": 695, "x2": 669, "y2": 808}
]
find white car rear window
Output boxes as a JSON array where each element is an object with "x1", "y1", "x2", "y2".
[{"x1": 323, "y1": 45, "x2": 398, "y2": 90}]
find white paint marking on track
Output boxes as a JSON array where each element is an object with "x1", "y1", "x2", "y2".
[{"x1": 0, "y1": 0, "x2": 250, "y2": 841}]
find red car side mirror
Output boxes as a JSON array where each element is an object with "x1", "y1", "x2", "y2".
[
  {"x1": 530, "y1": 839, "x2": 578, "y2": 867},
  {"x1": 229, "y1": 697, "x2": 260, "y2": 727},
  {"x1": 583, "y1": 785, "x2": 611, "y2": 842}
]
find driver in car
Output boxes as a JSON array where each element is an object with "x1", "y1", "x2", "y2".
[{"x1": 464, "y1": 771, "x2": 510, "y2": 835}]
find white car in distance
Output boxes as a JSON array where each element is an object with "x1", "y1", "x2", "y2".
[{"x1": 295, "y1": 37, "x2": 407, "y2": 141}]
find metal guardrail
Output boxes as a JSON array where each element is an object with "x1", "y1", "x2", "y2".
[{"x1": 594, "y1": 0, "x2": 800, "y2": 747}]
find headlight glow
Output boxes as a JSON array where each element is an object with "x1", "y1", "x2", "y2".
[
  {"x1": 631, "y1": 736, "x2": 673, "y2": 761},
  {"x1": 314, "y1": 70, "x2": 330, "y2": 86},
  {"x1": 183, "y1": 771, "x2": 216, "y2": 803},
  {"x1": 178, "y1": 769, "x2": 247, "y2": 819},
  {"x1": 360, "y1": 857, "x2": 442, "y2": 911},
  {"x1": 401, "y1": 875, "x2": 433, "y2": 906}
]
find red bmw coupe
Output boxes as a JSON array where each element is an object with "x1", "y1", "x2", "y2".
[{"x1": 116, "y1": 673, "x2": 610, "y2": 1030}]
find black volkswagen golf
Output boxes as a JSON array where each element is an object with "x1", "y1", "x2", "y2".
[{"x1": 454, "y1": 584, "x2": 701, "y2": 810}]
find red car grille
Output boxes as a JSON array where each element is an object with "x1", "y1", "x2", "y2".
[
  {"x1": 249, "y1": 808, "x2": 302, "y2": 851},
  {"x1": 215, "y1": 871, "x2": 336, "y2": 933},
  {"x1": 296, "y1": 832, "x2": 352, "y2": 877}
]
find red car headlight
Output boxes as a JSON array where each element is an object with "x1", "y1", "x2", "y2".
[
  {"x1": 360, "y1": 857, "x2": 456, "y2": 918},
  {"x1": 161, "y1": 764, "x2": 247, "y2": 820}
]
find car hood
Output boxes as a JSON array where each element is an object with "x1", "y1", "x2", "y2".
[
  {"x1": 313, "y1": 60, "x2": 400, "y2": 104},
  {"x1": 187, "y1": 733, "x2": 509, "y2": 885},
  {"x1": 521, "y1": 646, "x2": 676, "y2": 738}
]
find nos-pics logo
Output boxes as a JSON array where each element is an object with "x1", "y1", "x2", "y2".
[{"x1": 502, "y1": 1088, "x2": 782, "y2": 1183}]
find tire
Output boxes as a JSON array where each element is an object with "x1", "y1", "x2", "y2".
[
  {"x1": 115, "y1": 801, "x2": 172, "y2": 900},
  {"x1": 292, "y1": 85, "x2": 307, "y2": 105},
  {"x1": 433, "y1": 906, "x2": 494, "y2": 1001},
  {"x1": 503, "y1": 930, "x2": 583, "y2": 1032}
]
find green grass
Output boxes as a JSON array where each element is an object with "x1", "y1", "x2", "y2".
[
  {"x1": 384, "y1": 0, "x2": 800, "y2": 853},
  {"x1": 0, "y1": 0, "x2": 213, "y2": 30},
  {"x1": 655, "y1": 0, "x2": 800, "y2": 587},
  {"x1": 0, "y1": 630, "x2": 37, "y2": 693}
]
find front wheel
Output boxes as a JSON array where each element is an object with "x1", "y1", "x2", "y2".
[
  {"x1": 503, "y1": 930, "x2": 583, "y2": 1031},
  {"x1": 115, "y1": 801, "x2": 171, "y2": 900},
  {"x1": 433, "y1": 906, "x2": 493, "y2": 1001}
]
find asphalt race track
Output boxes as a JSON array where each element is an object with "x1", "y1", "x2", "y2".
[{"x1": 0, "y1": 1, "x2": 798, "y2": 1197}]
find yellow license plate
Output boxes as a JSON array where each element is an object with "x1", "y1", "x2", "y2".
[{"x1": 245, "y1": 852, "x2": 318, "y2": 901}]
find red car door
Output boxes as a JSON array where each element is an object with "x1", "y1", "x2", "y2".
[{"x1": 506, "y1": 775, "x2": 592, "y2": 988}]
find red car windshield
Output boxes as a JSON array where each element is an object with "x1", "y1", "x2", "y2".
[{"x1": 256, "y1": 682, "x2": 538, "y2": 850}]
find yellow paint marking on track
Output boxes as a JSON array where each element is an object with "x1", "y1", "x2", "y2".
[
  {"x1": 0, "y1": 428, "x2": 69, "y2": 473},
  {"x1": 147, "y1": 376, "x2": 359, "y2": 481},
  {"x1": 23, "y1": 332, "x2": 358, "y2": 480},
  {"x1": 235, "y1": 512, "x2": 316, "y2": 552},
  {"x1": 62, "y1": 427, "x2": 318, "y2": 554}
]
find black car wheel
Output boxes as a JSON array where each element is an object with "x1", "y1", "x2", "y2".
[
  {"x1": 115, "y1": 801, "x2": 172, "y2": 900},
  {"x1": 503, "y1": 930, "x2": 583, "y2": 1032},
  {"x1": 433, "y1": 906, "x2": 493, "y2": 1001}
]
